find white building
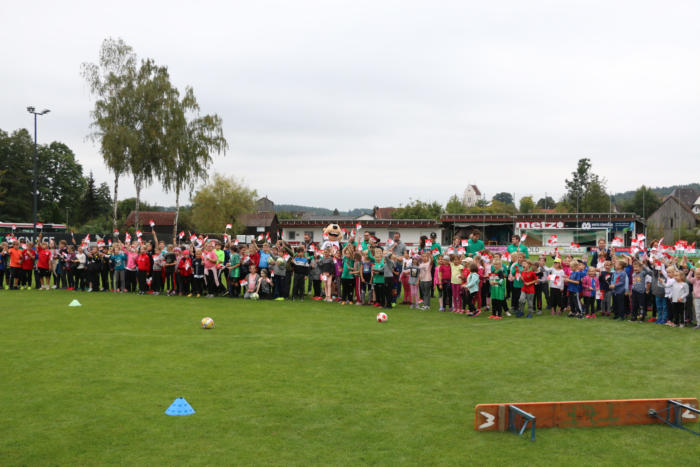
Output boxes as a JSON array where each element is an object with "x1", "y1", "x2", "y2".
[
  {"x1": 693, "y1": 196, "x2": 700, "y2": 215},
  {"x1": 462, "y1": 184, "x2": 481, "y2": 207}
]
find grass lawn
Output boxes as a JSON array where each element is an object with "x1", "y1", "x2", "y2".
[{"x1": 1, "y1": 290, "x2": 698, "y2": 466}]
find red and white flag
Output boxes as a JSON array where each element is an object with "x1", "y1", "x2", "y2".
[
  {"x1": 503, "y1": 251, "x2": 511, "y2": 262},
  {"x1": 570, "y1": 242, "x2": 580, "y2": 249},
  {"x1": 11, "y1": 224, "x2": 16, "y2": 230},
  {"x1": 149, "y1": 219, "x2": 155, "y2": 227},
  {"x1": 233, "y1": 238, "x2": 239, "y2": 246},
  {"x1": 283, "y1": 253, "x2": 290, "y2": 261},
  {"x1": 520, "y1": 233, "x2": 527, "y2": 242},
  {"x1": 125, "y1": 233, "x2": 131, "y2": 244},
  {"x1": 135, "y1": 230, "x2": 142, "y2": 237},
  {"x1": 547, "y1": 235, "x2": 557, "y2": 245},
  {"x1": 239, "y1": 279, "x2": 248, "y2": 287},
  {"x1": 461, "y1": 239, "x2": 468, "y2": 247},
  {"x1": 457, "y1": 247, "x2": 466, "y2": 255},
  {"x1": 36, "y1": 223, "x2": 43, "y2": 230},
  {"x1": 225, "y1": 224, "x2": 232, "y2": 230},
  {"x1": 178, "y1": 231, "x2": 185, "y2": 239},
  {"x1": 425, "y1": 239, "x2": 433, "y2": 247},
  {"x1": 446, "y1": 247, "x2": 455, "y2": 254},
  {"x1": 265, "y1": 232, "x2": 271, "y2": 242},
  {"x1": 114, "y1": 229, "x2": 120, "y2": 235},
  {"x1": 97, "y1": 240, "x2": 105, "y2": 247},
  {"x1": 355, "y1": 222, "x2": 362, "y2": 230},
  {"x1": 257, "y1": 234, "x2": 264, "y2": 241},
  {"x1": 351, "y1": 229, "x2": 356, "y2": 237},
  {"x1": 611, "y1": 236, "x2": 623, "y2": 247},
  {"x1": 107, "y1": 239, "x2": 112, "y2": 246},
  {"x1": 431, "y1": 248, "x2": 439, "y2": 257},
  {"x1": 189, "y1": 234, "x2": 197, "y2": 242}
]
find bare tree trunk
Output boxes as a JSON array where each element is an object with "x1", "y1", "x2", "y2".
[
  {"x1": 134, "y1": 178, "x2": 141, "y2": 230},
  {"x1": 112, "y1": 172, "x2": 120, "y2": 237},
  {"x1": 173, "y1": 188, "x2": 180, "y2": 240}
]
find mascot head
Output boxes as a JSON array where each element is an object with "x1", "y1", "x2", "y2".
[{"x1": 323, "y1": 223, "x2": 342, "y2": 241}]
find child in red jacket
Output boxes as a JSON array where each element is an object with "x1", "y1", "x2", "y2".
[
  {"x1": 136, "y1": 247, "x2": 151, "y2": 294},
  {"x1": 518, "y1": 260, "x2": 538, "y2": 318},
  {"x1": 177, "y1": 250, "x2": 193, "y2": 296}
]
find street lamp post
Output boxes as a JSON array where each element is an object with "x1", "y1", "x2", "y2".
[{"x1": 26, "y1": 106, "x2": 50, "y2": 242}]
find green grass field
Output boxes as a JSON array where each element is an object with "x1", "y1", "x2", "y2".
[{"x1": 1, "y1": 290, "x2": 698, "y2": 466}]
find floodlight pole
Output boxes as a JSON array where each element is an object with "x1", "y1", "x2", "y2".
[{"x1": 27, "y1": 107, "x2": 50, "y2": 242}]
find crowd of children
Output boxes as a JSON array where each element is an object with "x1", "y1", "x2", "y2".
[{"x1": 1, "y1": 229, "x2": 699, "y2": 329}]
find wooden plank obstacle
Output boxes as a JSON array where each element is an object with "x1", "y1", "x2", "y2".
[{"x1": 475, "y1": 398, "x2": 699, "y2": 441}]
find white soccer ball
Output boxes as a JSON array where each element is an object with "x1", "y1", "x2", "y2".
[
  {"x1": 276, "y1": 257, "x2": 286, "y2": 265},
  {"x1": 201, "y1": 317, "x2": 214, "y2": 329},
  {"x1": 377, "y1": 312, "x2": 388, "y2": 323},
  {"x1": 250, "y1": 293, "x2": 259, "y2": 300}
]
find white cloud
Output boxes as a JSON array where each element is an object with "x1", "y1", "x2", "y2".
[{"x1": 1, "y1": 0, "x2": 698, "y2": 211}]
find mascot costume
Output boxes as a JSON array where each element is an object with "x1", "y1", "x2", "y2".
[{"x1": 321, "y1": 224, "x2": 342, "y2": 252}]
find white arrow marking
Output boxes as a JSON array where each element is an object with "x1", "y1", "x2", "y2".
[
  {"x1": 682, "y1": 409, "x2": 697, "y2": 419},
  {"x1": 479, "y1": 411, "x2": 495, "y2": 429}
]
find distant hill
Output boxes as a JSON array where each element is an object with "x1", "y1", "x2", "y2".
[
  {"x1": 274, "y1": 204, "x2": 371, "y2": 217},
  {"x1": 612, "y1": 183, "x2": 700, "y2": 203}
]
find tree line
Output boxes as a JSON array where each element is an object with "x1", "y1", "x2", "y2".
[{"x1": 81, "y1": 37, "x2": 229, "y2": 238}]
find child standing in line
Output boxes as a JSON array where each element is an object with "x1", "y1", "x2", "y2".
[
  {"x1": 629, "y1": 261, "x2": 652, "y2": 322},
  {"x1": 611, "y1": 260, "x2": 629, "y2": 320},
  {"x1": 291, "y1": 247, "x2": 310, "y2": 301},
  {"x1": 242, "y1": 264, "x2": 261, "y2": 299},
  {"x1": 192, "y1": 249, "x2": 205, "y2": 297},
  {"x1": 535, "y1": 256, "x2": 548, "y2": 312},
  {"x1": 340, "y1": 246, "x2": 355, "y2": 305},
  {"x1": 450, "y1": 255, "x2": 464, "y2": 313},
  {"x1": 518, "y1": 260, "x2": 538, "y2": 318},
  {"x1": 407, "y1": 255, "x2": 420, "y2": 309},
  {"x1": 565, "y1": 259, "x2": 588, "y2": 319},
  {"x1": 371, "y1": 249, "x2": 385, "y2": 308},
  {"x1": 136, "y1": 246, "x2": 150, "y2": 294},
  {"x1": 667, "y1": 270, "x2": 689, "y2": 327},
  {"x1": 464, "y1": 262, "x2": 480, "y2": 316},
  {"x1": 178, "y1": 250, "x2": 193, "y2": 296},
  {"x1": 310, "y1": 252, "x2": 322, "y2": 300},
  {"x1": 152, "y1": 248, "x2": 164, "y2": 295},
  {"x1": 489, "y1": 260, "x2": 506, "y2": 319},
  {"x1": 418, "y1": 252, "x2": 433, "y2": 310},
  {"x1": 227, "y1": 246, "x2": 241, "y2": 298},
  {"x1": 359, "y1": 252, "x2": 372, "y2": 305},
  {"x1": 599, "y1": 261, "x2": 613, "y2": 316},
  {"x1": 581, "y1": 267, "x2": 600, "y2": 318},
  {"x1": 688, "y1": 267, "x2": 700, "y2": 329},
  {"x1": 437, "y1": 255, "x2": 451, "y2": 312},
  {"x1": 508, "y1": 253, "x2": 524, "y2": 315}
]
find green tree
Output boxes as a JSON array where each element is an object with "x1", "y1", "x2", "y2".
[
  {"x1": 82, "y1": 37, "x2": 138, "y2": 232},
  {"x1": 392, "y1": 199, "x2": 443, "y2": 220},
  {"x1": 492, "y1": 192, "x2": 513, "y2": 205},
  {"x1": 37, "y1": 142, "x2": 87, "y2": 223},
  {"x1": 564, "y1": 158, "x2": 609, "y2": 212},
  {"x1": 160, "y1": 85, "x2": 227, "y2": 238},
  {"x1": 0, "y1": 129, "x2": 34, "y2": 221},
  {"x1": 519, "y1": 196, "x2": 535, "y2": 213},
  {"x1": 190, "y1": 174, "x2": 257, "y2": 233},
  {"x1": 445, "y1": 194, "x2": 467, "y2": 214},
  {"x1": 621, "y1": 185, "x2": 661, "y2": 218},
  {"x1": 536, "y1": 196, "x2": 556, "y2": 209},
  {"x1": 580, "y1": 176, "x2": 610, "y2": 212}
]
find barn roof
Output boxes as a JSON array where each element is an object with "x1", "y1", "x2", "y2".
[{"x1": 125, "y1": 211, "x2": 177, "y2": 227}]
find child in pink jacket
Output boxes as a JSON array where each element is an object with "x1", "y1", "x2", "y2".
[{"x1": 581, "y1": 268, "x2": 601, "y2": 318}]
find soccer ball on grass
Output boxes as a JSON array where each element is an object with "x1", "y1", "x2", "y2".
[
  {"x1": 377, "y1": 312, "x2": 388, "y2": 323},
  {"x1": 201, "y1": 317, "x2": 215, "y2": 329}
]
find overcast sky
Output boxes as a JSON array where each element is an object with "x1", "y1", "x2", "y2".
[{"x1": 2, "y1": 1, "x2": 699, "y2": 211}]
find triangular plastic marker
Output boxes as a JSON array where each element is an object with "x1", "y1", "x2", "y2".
[
  {"x1": 165, "y1": 397, "x2": 195, "y2": 416},
  {"x1": 68, "y1": 300, "x2": 81, "y2": 307}
]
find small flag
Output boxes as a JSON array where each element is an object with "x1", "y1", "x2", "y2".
[
  {"x1": 135, "y1": 230, "x2": 142, "y2": 237},
  {"x1": 341, "y1": 228, "x2": 347, "y2": 234},
  {"x1": 36, "y1": 222, "x2": 43, "y2": 230},
  {"x1": 265, "y1": 232, "x2": 271, "y2": 242},
  {"x1": 149, "y1": 219, "x2": 155, "y2": 227},
  {"x1": 108, "y1": 239, "x2": 112, "y2": 246},
  {"x1": 457, "y1": 247, "x2": 466, "y2": 255},
  {"x1": 178, "y1": 231, "x2": 185, "y2": 239},
  {"x1": 257, "y1": 234, "x2": 263, "y2": 241},
  {"x1": 520, "y1": 233, "x2": 527, "y2": 242},
  {"x1": 97, "y1": 240, "x2": 105, "y2": 247},
  {"x1": 283, "y1": 253, "x2": 290, "y2": 261},
  {"x1": 446, "y1": 247, "x2": 455, "y2": 255},
  {"x1": 125, "y1": 233, "x2": 131, "y2": 243},
  {"x1": 547, "y1": 274, "x2": 556, "y2": 282},
  {"x1": 351, "y1": 229, "x2": 356, "y2": 237},
  {"x1": 611, "y1": 236, "x2": 623, "y2": 247},
  {"x1": 547, "y1": 235, "x2": 557, "y2": 245},
  {"x1": 570, "y1": 243, "x2": 580, "y2": 249},
  {"x1": 239, "y1": 279, "x2": 248, "y2": 286},
  {"x1": 425, "y1": 239, "x2": 433, "y2": 247},
  {"x1": 431, "y1": 248, "x2": 439, "y2": 257},
  {"x1": 114, "y1": 229, "x2": 119, "y2": 235},
  {"x1": 225, "y1": 224, "x2": 232, "y2": 230},
  {"x1": 503, "y1": 251, "x2": 511, "y2": 262},
  {"x1": 233, "y1": 239, "x2": 239, "y2": 246},
  {"x1": 461, "y1": 239, "x2": 468, "y2": 247},
  {"x1": 12, "y1": 224, "x2": 16, "y2": 230},
  {"x1": 355, "y1": 222, "x2": 362, "y2": 230}
]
